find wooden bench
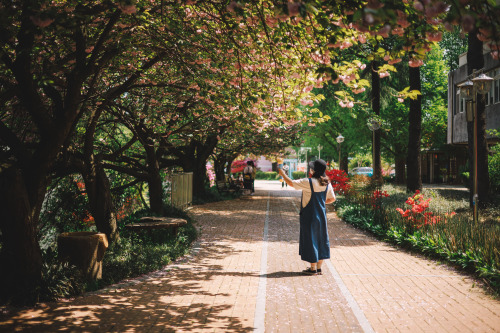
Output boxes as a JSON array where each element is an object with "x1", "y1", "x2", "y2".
[
  {"x1": 125, "y1": 216, "x2": 187, "y2": 235},
  {"x1": 215, "y1": 179, "x2": 241, "y2": 194}
]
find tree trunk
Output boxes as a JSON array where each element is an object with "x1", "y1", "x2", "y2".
[
  {"x1": 82, "y1": 159, "x2": 119, "y2": 244},
  {"x1": 0, "y1": 168, "x2": 43, "y2": 305},
  {"x1": 395, "y1": 156, "x2": 406, "y2": 185},
  {"x1": 179, "y1": 154, "x2": 209, "y2": 195},
  {"x1": 147, "y1": 170, "x2": 164, "y2": 215},
  {"x1": 226, "y1": 154, "x2": 238, "y2": 177},
  {"x1": 81, "y1": 105, "x2": 119, "y2": 243},
  {"x1": 192, "y1": 161, "x2": 208, "y2": 194},
  {"x1": 371, "y1": 61, "x2": 383, "y2": 185},
  {"x1": 407, "y1": 66, "x2": 423, "y2": 193},
  {"x1": 213, "y1": 154, "x2": 227, "y2": 181},
  {"x1": 176, "y1": 135, "x2": 219, "y2": 195},
  {"x1": 340, "y1": 148, "x2": 349, "y2": 173},
  {"x1": 145, "y1": 149, "x2": 164, "y2": 215},
  {"x1": 467, "y1": 30, "x2": 490, "y2": 208}
]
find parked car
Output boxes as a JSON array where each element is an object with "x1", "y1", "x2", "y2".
[{"x1": 351, "y1": 167, "x2": 373, "y2": 177}]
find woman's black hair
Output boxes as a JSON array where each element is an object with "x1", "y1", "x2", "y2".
[{"x1": 311, "y1": 171, "x2": 330, "y2": 186}]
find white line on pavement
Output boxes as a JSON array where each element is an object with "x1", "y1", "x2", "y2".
[
  {"x1": 291, "y1": 197, "x2": 375, "y2": 333},
  {"x1": 325, "y1": 261, "x2": 374, "y2": 333},
  {"x1": 253, "y1": 192, "x2": 270, "y2": 333}
]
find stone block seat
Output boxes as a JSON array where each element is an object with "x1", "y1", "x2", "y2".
[
  {"x1": 58, "y1": 232, "x2": 109, "y2": 280},
  {"x1": 125, "y1": 216, "x2": 187, "y2": 235}
]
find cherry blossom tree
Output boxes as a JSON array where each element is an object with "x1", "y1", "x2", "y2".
[{"x1": 0, "y1": 0, "x2": 143, "y2": 304}]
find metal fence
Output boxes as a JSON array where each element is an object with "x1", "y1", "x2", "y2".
[{"x1": 170, "y1": 172, "x2": 193, "y2": 210}]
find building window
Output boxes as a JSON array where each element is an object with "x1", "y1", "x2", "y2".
[
  {"x1": 487, "y1": 68, "x2": 500, "y2": 106},
  {"x1": 459, "y1": 90, "x2": 465, "y2": 113},
  {"x1": 495, "y1": 69, "x2": 500, "y2": 104}
]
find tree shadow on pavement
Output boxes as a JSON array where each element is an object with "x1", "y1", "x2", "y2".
[{"x1": 0, "y1": 242, "x2": 257, "y2": 333}]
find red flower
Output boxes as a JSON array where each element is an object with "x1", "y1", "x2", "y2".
[
  {"x1": 371, "y1": 190, "x2": 389, "y2": 210},
  {"x1": 395, "y1": 191, "x2": 451, "y2": 229},
  {"x1": 82, "y1": 211, "x2": 95, "y2": 226},
  {"x1": 325, "y1": 169, "x2": 351, "y2": 195},
  {"x1": 396, "y1": 208, "x2": 410, "y2": 217},
  {"x1": 445, "y1": 212, "x2": 456, "y2": 218}
]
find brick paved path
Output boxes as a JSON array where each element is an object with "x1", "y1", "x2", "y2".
[{"x1": 1, "y1": 180, "x2": 499, "y2": 332}]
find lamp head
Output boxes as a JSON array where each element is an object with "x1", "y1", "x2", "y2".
[
  {"x1": 367, "y1": 119, "x2": 380, "y2": 131},
  {"x1": 336, "y1": 134, "x2": 344, "y2": 143},
  {"x1": 472, "y1": 73, "x2": 493, "y2": 94},
  {"x1": 458, "y1": 80, "x2": 474, "y2": 100}
]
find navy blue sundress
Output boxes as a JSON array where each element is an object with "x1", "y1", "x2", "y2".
[{"x1": 299, "y1": 178, "x2": 331, "y2": 263}]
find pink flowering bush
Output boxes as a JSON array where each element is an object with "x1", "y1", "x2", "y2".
[{"x1": 206, "y1": 164, "x2": 215, "y2": 187}]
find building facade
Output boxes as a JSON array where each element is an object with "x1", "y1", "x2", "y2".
[
  {"x1": 444, "y1": 51, "x2": 500, "y2": 184},
  {"x1": 448, "y1": 52, "x2": 500, "y2": 145}
]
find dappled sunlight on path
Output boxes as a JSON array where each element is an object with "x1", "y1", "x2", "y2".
[{"x1": 1, "y1": 180, "x2": 499, "y2": 332}]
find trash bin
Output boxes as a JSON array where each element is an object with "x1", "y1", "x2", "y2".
[{"x1": 58, "y1": 232, "x2": 108, "y2": 280}]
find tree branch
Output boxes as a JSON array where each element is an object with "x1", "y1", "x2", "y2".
[
  {"x1": 102, "y1": 162, "x2": 147, "y2": 179},
  {"x1": 12, "y1": 4, "x2": 52, "y2": 135},
  {"x1": 0, "y1": 120, "x2": 29, "y2": 165}
]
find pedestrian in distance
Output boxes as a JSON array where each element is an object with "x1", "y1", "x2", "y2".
[
  {"x1": 243, "y1": 160, "x2": 256, "y2": 194},
  {"x1": 281, "y1": 162, "x2": 289, "y2": 188},
  {"x1": 277, "y1": 159, "x2": 335, "y2": 275},
  {"x1": 277, "y1": 157, "x2": 285, "y2": 187}
]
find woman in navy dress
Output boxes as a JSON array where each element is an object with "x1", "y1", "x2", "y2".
[{"x1": 278, "y1": 159, "x2": 335, "y2": 275}]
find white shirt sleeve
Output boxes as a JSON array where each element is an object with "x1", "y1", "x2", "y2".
[
  {"x1": 292, "y1": 178, "x2": 335, "y2": 207},
  {"x1": 291, "y1": 178, "x2": 312, "y2": 191}
]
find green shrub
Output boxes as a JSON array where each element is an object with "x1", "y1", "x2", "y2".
[
  {"x1": 292, "y1": 171, "x2": 306, "y2": 179},
  {"x1": 36, "y1": 205, "x2": 198, "y2": 300},
  {"x1": 255, "y1": 171, "x2": 278, "y2": 180},
  {"x1": 461, "y1": 171, "x2": 470, "y2": 188},
  {"x1": 39, "y1": 177, "x2": 94, "y2": 236},
  {"x1": 194, "y1": 185, "x2": 240, "y2": 204},
  {"x1": 90, "y1": 212, "x2": 197, "y2": 291},
  {"x1": 39, "y1": 248, "x2": 85, "y2": 301},
  {"x1": 39, "y1": 175, "x2": 144, "y2": 250},
  {"x1": 91, "y1": 215, "x2": 197, "y2": 290},
  {"x1": 489, "y1": 145, "x2": 500, "y2": 193}
]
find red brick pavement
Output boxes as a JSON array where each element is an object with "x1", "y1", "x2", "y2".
[{"x1": 1, "y1": 180, "x2": 499, "y2": 332}]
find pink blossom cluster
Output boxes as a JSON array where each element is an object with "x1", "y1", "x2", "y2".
[
  {"x1": 206, "y1": 164, "x2": 215, "y2": 187},
  {"x1": 339, "y1": 100, "x2": 354, "y2": 108}
]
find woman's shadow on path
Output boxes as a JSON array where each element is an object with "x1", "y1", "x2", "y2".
[{"x1": 263, "y1": 271, "x2": 306, "y2": 278}]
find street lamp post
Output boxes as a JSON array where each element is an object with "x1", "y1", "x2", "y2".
[
  {"x1": 336, "y1": 134, "x2": 344, "y2": 170},
  {"x1": 317, "y1": 144, "x2": 323, "y2": 160},
  {"x1": 300, "y1": 147, "x2": 312, "y2": 173},
  {"x1": 367, "y1": 119, "x2": 381, "y2": 183},
  {"x1": 458, "y1": 71, "x2": 493, "y2": 224}
]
